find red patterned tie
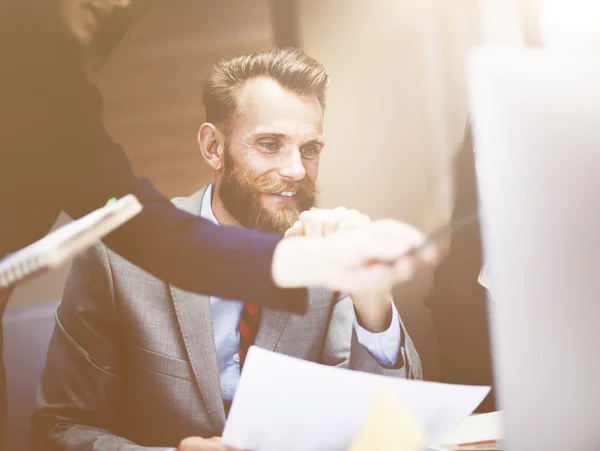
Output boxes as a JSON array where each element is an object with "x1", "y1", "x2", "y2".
[{"x1": 238, "y1": 303, "x2": 261, "y2": 369}]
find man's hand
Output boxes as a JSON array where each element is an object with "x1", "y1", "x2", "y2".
[
  {"x1": 284, "y1": 207, "x2": 371, "y2": 238},
  {"x1": 284, "y1": 207, "x2": 393, "y2": 332},
  {"x1": 272, "y1": 210, "x2": 437, "y2": 298},
  {"x1": 177, "y1": 436, "x2": 246, "y2": 451}
]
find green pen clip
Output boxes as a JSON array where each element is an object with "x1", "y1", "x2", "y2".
[{"x1": 106, "y1": 197, "x2": 118, "y2": 206}]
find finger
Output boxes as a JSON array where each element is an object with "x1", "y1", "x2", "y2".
[
  {"x1": 208, "y1": 438, "x2": 248, "y2": 451},
  {"x1": 216, "y1": 439, "x2": 249, "y2": 451},
  {"x1": 417, "y1": 242, "x2": 438, "y2": 265},
  {"x1": 371, "y1": 220, "x2": 429, "y2": 256},
  {"x1": 332, "y1": 208, "x2": 359, "y2": 224},
  {"x1": 298, "y1": 210, "x2": 315, "y2": 236},
  {"x1": 329, "y1": 208, "x2": 367, "y2": 234},
  {"x1": 348, "y1": 259, "x2": 418, "y2": 293},
  {"x1": 352, "y1": 222, "x2": 412, "y2": 262},
  {"x1": 338, "y1": 213, "x2": 371, "y2": 232},
  {"x1": 303, "y1": 210, "x2": 326, "y2": 237},
  {"x1": 178, "y1": 436, "x2": 229, "y2": 451},
  {"x1": 396, "y1": 223, "x2": 428, "y2": 249},
  {"x1": 284, "y1": 221, "x2": 305, "y2": 237},
  {"x1": 392, "y1": 257, "x2": 415, "y2": 284},
  {"x1": 322, "y1": 210, "x2": 338, "y2": 236}
]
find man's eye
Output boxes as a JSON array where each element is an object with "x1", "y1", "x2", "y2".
[
  {"x1": 301, "y1": 146, "x2": 320, "y2": 158},
  {"x1": 259, "y1": 141, "x2": 279, "y2": 151}
]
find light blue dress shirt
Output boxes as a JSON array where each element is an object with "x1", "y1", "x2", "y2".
[{"x1": 200, "y1": 185, "x2": 402, "y2": 402}]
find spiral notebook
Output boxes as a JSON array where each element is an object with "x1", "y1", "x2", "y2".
[{"x1": 0, "y1": 194, "x2": 142, "y2": 290}]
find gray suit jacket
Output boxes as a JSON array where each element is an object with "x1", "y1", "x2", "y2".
[{"x1": 31, "y1": 187, "x2": 421, "y2": 451}]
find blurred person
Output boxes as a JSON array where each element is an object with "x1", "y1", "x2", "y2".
[
  {"x1": 31, "y1": 48, "x2": 424, "y2": 451},
  {"x1": 424, "y1": 122, "x2": 495, "y2": 412},
  {"x1": 0, "y1": 0, "x2": 436, "y2": 443}
]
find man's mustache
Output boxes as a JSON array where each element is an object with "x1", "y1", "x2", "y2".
[{"x1": 251, "y1": 176, "x2": 319, "y2": 199}]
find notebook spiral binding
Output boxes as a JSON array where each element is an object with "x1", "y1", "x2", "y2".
[
  {"x1": 0, "y1": 254, "x2": 44, "y2": 289},
  {"x1": 0, "y1": 194, "x2": 142, "y2": 290}
]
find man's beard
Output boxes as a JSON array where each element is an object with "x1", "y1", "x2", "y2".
[{"x1": 218, "y1": 150, "x2": 317, "y2": 234}]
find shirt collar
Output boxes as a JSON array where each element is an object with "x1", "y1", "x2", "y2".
[{"x1": 200, "y1": 184, "x2": 220, "y2": 226}]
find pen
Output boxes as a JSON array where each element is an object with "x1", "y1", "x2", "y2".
[
  {"x1": 406, "y1": 211, "x2": 479, "y2": 257},
  {"x1": 458, "y1": 439, "x2": 498, "y2": 445},
  {"x1": 454, "y1": 439, "x2": 502, "y2": 450}
]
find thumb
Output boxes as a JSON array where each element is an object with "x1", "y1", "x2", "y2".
[
  {"x1": 284, "y1": 221, "x2": 305, "y2": 237},
  {"x1": 178, "y1": 437, "x2": 230, "y2": 451},
  {"x1": 416, "y1": 242, "x2": 438, "y2": 265}
]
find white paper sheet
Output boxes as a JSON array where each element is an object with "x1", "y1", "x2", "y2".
[{"x1": 222, "y1": 347, "x2": 490, "y2": 451}]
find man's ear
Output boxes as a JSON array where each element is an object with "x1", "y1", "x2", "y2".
[{"x1": 198, "y1": 123, "x2": 225, "y2": 170}]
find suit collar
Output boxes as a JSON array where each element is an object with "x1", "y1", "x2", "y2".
[
  {"x1": 171, "y1": 286, "x2": 228, "y2": 430},
  {"x1": 170, "y1": 185, "x2": 209, "y2": 215},
  {"x1": 170, "y1": 185, "x2": 226, "y2": 427}
]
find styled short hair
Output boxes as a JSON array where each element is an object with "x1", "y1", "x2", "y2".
[{"x1": 203, "y1": 47, "x2": 329, "y2": 128}]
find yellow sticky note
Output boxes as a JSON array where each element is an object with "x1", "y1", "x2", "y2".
[{"x1": 348, "y1": 387, "x2": 427, "y2": 451}]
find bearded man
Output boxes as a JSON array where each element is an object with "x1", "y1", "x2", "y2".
[{"x1": 31, "y1": 47, "x2": 424, "y2": 451}]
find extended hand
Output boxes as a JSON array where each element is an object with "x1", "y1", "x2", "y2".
[
  {"x1": 273, "y1": 213, "x2": 437, "y2": 295},
  {"x1": 284, "y1": 207, "x2": 371, "y2": 238},
  {"x1": 177, "y1": 436, "x2": 246, "y2": 451}
]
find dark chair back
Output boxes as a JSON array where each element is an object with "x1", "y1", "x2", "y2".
[{"x1": 4, "y1": 300, "x2": 59, "y2": 451}]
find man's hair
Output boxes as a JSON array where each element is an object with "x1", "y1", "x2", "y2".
[{"x1": 203, "y1": 47, "x2": 329, "y2": 129}]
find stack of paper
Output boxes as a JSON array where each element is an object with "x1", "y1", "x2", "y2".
[
  {"x1": 222, "y1": 347, "x2": 490, "y2": 451},
  {"x1": 432, "y1": 411, "x2": 503, "y2": 450},
  {"x1": 0, "y1": 194, "x2": 142, "y2": 289}
]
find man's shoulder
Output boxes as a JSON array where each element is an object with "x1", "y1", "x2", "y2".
[
  {"x1": 170, "y1": 187, "x2": 208, "y2": 214},
  {"x1": 73, "y1": 241, "x2": 141, "y2": 277},
  {"x1": 72, "y1": 186, "x2": 210, "y2": 280}
]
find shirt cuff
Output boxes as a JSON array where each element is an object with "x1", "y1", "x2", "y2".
[{"x1": 353, "y1": 301, "x2": 402, "y2": 366}]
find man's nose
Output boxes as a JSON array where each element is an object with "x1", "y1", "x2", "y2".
[{"x1": 278, "y1": 148, "x2": 306, "y2": 181}]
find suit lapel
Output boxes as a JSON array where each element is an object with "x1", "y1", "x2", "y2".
[
  {"x1": 171, "y1": 286, "x2": 227, "y2": 431},
  {"x1": 254, "y1": 308, "x2": 290, "y2": 352},
  {"x1": 255, "y1": 288, "x2": 323, "y2": 351}
]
